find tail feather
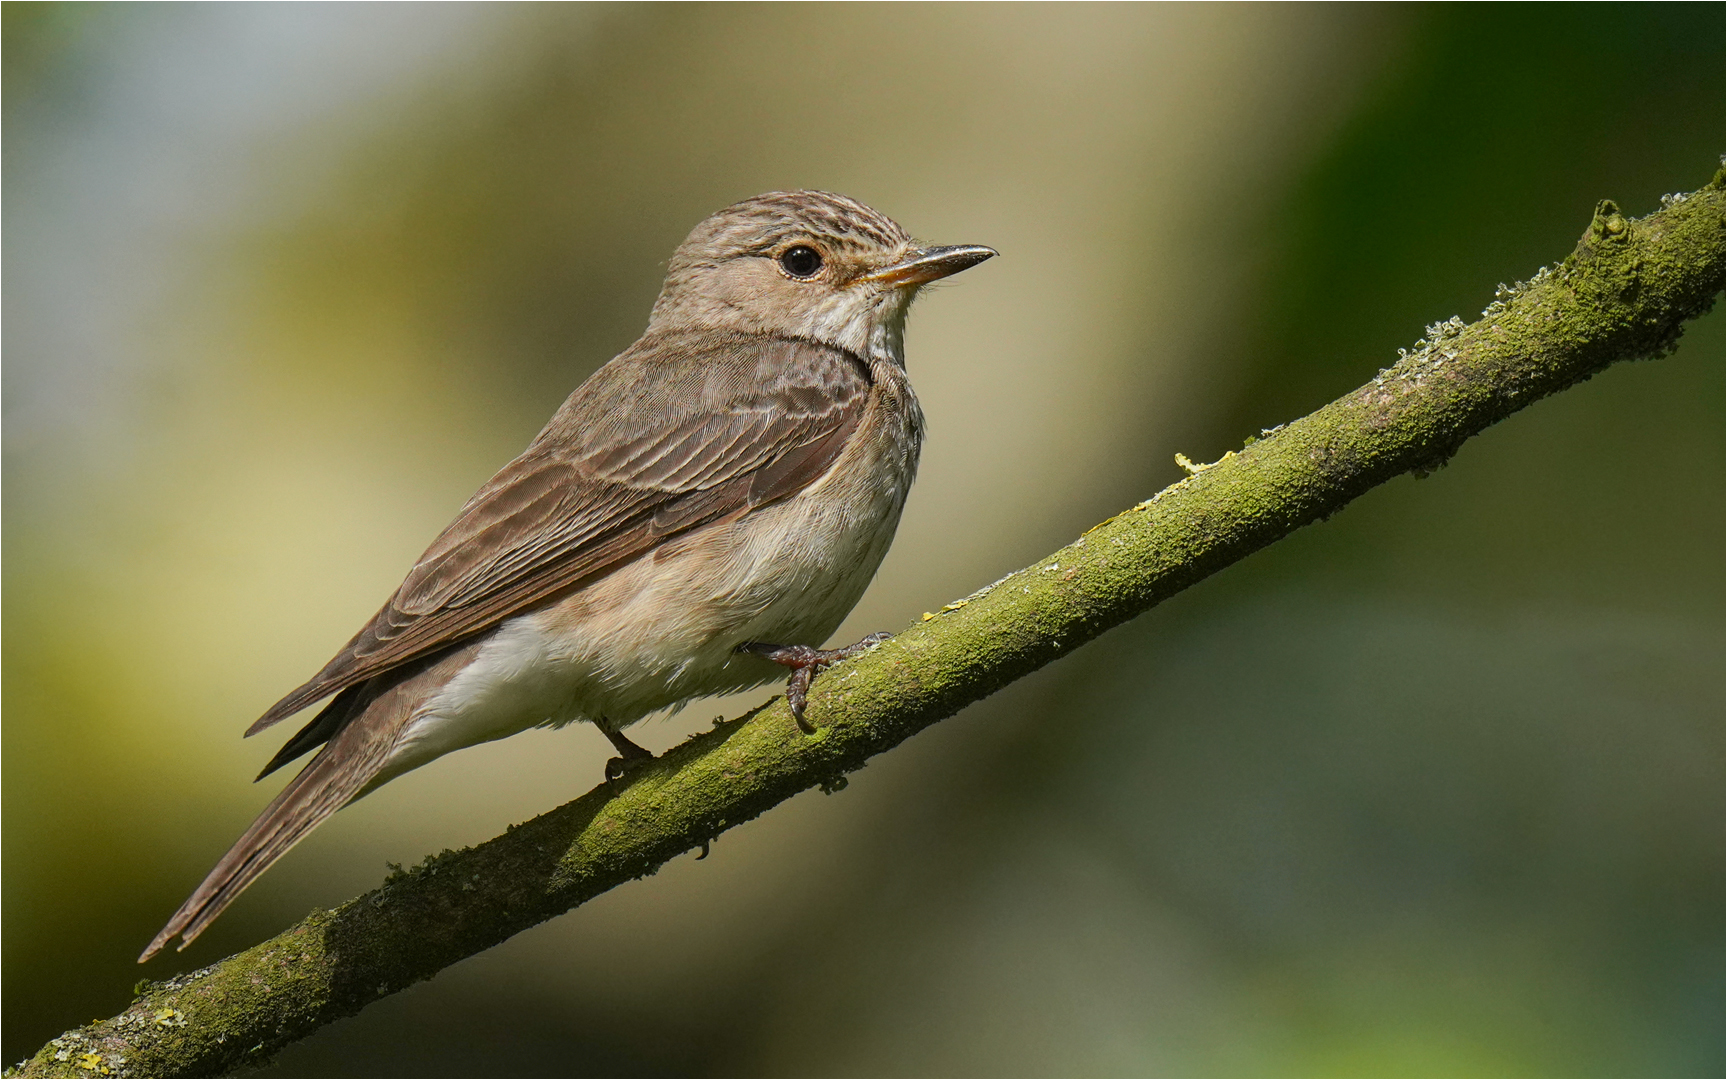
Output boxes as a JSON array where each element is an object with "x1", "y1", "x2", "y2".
[
  {"x1": 139, "y1": 729, "x2": 390, "y2": 962},
  {"x1": 142, "y1": 638, "x2": 482, "y2": 963}
]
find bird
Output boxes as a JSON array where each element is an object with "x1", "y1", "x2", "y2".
[{"x1": 140, "y1": 190, "x2": 996, "y2": 962}]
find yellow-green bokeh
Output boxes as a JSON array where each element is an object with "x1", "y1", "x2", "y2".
[{"x1": 5, "y1": 4, "x2": 1720, "y2": 1075}]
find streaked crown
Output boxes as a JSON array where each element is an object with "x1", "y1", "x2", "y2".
[
  {"x1": 646, "y1": 190, "x2": 992, "y2": 360},
  {"x1": 668, "y1": 190, "x2": 912, "y2": 273}
]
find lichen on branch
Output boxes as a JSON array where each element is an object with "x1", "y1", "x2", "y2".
[{"x1": 12, "y1": 164, "x2": 1723, "y2": 1080}]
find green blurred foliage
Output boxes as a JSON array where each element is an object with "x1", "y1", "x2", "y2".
[
  {"x1": 4, "y1": 4, "x2": 1720, "y2": 1076},
  {"x1": 2, "y1": 2, "x2": 90, "y2": 111}
]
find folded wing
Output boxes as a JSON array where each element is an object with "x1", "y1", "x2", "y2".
[{"x1": 246, "y1": 331, "x2": 871, "y2": 744}]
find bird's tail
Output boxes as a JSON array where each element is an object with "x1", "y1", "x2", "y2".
[
  {"x1": 138, "y1": 728, "x2": 390, "y2": 963},
  {"x1": 141, "y1": 642, "x2": 482, "y2": 963}
]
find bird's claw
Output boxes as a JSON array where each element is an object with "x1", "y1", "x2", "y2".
[
  {"x1": 600, "y1": 723, "x2": 654, "y2": 783},
  {"x1": 737, "y1": 632, "x2": 893, "y2": 734},
  {"x1": 603, "y1": 754, "x2": 653, "y2": 783}
]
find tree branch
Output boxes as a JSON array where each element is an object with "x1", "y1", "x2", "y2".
[{"x1": 14, "y1": 165, "x2": 1723, "y2": 1079}]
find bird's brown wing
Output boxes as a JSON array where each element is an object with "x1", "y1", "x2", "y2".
[{"x1": 246, "y1": 331, "x2": 871, "y2": 739}]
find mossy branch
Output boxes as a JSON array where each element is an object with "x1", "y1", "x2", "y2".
[{"x1": 13, "y1": 165, "x2": 1723, "y2": 1079}]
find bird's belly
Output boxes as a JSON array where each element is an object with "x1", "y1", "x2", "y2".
[{"x1": 385, "y1": 450, "x2": 912, "y2": 772}]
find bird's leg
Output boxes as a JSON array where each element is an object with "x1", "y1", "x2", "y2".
[
  {"x1": 599, "y1": 721, "x2": 654, "y2": 782},
  {"x1": 736, "y1": 633, "x2": 893, "y2": 734}
]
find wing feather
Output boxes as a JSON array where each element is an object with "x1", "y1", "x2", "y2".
[{"x1": 247, "y1": 331, "x2": 870, "y2": 738}]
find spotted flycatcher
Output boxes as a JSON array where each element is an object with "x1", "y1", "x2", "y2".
[{"x1": 141, "y1": 190, "x2": 995, "y2": 960}]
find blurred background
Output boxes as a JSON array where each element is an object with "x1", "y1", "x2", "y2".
[{"x1": 4, "y1": 4, "x2": 1721, "y2": 1075}]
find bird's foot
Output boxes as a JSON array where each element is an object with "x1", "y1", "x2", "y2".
[
  {"x1": 736, "y1": 632, "x2": 892, "y2": 733},
  {"x1": 600, "y1": 724, "x2": 654, "y2": 783}
]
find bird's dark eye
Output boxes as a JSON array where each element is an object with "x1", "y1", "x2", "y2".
[{"x1": 779, "y1": 245, "x2": 824, "y2": 279}]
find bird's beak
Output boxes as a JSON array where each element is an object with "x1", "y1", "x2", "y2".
[{"x1": 861, "y1": 244, "x2": 998, "y2": 288}]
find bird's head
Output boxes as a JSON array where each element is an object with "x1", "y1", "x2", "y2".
[{"x1": 648, "y1": 190, "x2": 995, "y2": 360}]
